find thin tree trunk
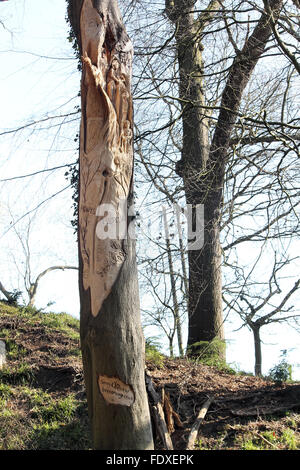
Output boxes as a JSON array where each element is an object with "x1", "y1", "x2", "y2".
[
  {"x1": 252, "y1": 325, "x2": 262, "y2": 376},
  {"x1": 169, "y1": 336, "x2": 174, "y2": 358},
  {"x1": 0, "y1": 281, "x2": 16, "y2": 305},
  {"x1": 68, "y1": 0, "x2": 153, "y2": 450},
  {"x1": 162, "y1": 207, "x2": 184, "y2": 356},
  {"x1": 175, "y1": 206, "x2": 189, "y2": 305}
]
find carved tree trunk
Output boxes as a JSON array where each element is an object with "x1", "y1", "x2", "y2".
[{"x1": 68, "y1": 0, "x2": 153, "y2": 450}]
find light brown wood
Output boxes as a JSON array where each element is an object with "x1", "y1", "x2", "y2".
[
  {"x1": 79, "y1": 0, "x2": 134, "y2": 317},
  {"x1": 186, "y1": 396, "x2": 214, "y2": 450},
  {"x1": 162, "y1": 388, "x2": 174, "y2": 433},
  {"x1": 156, "y1": 401, "x2": 174, "y2": 450},
  {"x1": 162, "y1": 388, "x2": 183, "y2": 434}
]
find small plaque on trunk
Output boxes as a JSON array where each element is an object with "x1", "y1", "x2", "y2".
[{"x1": 98, "y1": 375, "x2": 135, "y2": 407}]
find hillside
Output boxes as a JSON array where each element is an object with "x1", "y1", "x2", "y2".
[{"x1": 0, "y1": 302, "x2": 299, "y2": 450}]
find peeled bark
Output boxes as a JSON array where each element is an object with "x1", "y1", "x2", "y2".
[{"x1": 68, "y1": 0, "x2": 153, "y2": 450}]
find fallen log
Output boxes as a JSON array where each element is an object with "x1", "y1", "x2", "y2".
[
  {"x1": 232, "y1": 402, "x2": 300, "y2": 417},
  {"x1": 186, "y1": 396, "x2": 214, "y2": 450}
]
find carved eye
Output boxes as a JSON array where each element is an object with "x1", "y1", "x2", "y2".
[
  {"x1": 88, "y1": 20, "x2": 100, "y2": 29},
  {"x1": 102, "y1": 170, "x2": 110, "y2": 177}
]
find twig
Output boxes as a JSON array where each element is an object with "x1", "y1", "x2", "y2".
[{"x1": 253, "y1": 431, "x2": 277, "y2": 449}]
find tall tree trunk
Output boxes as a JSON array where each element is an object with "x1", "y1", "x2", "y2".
[
  {"x1": 166, "y1": 0, "x2": 283, "y2": 358},
  {"x1": 68, "y1": 0, "x2": 153, "y2": 450},
  {"x1": 166, "y1": 0, "x2": 225, "y2": 356}
]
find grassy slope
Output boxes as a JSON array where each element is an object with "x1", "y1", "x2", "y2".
[
  {"x1": 0, "y1": 302, "x2": 91, "y2": 450},
  {"x1": 0, "y1": 301, "x2": 299, "y2": 451}
]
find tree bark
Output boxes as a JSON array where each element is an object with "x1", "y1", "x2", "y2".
[
  {"x1": 169, "y1": 336, "x2": 174, "y2": 358},
  {"x1": 166, "y1": 0, "x2": 224, "y2": 356},
  {"x1": 68, "y1": 0, "x2": 153, "y2": 450},
  {"x1": 252, "y1": 325, "x2": 262, "y2": 376}
]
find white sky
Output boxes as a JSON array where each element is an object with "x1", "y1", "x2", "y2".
[
  {"x1": 0, "y1": 0, "x2": 80, "y2": 315},
  {"x1": 0, "y1": 0, "x2": 299, "y2": 379}
]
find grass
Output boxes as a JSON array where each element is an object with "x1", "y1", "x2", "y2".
[
  {"x1": 0, "y1": 383, "x2": 12, "y2": 400},
  {"x1": 0, "y1": 387, "x2": 91, "y2": 450},
  {"x1": 241, "y1": 428, "x2": 300, "y2": 450},
  {"x1": 37, "y1": 312, "x2": 80, "y2": 341},
  {"x1": 0, "y1": 302, "x2": 19, "y2": 316},
  {"x1": 196, "y1": 418, "x2": 300, "y2": 451},
  {"x1": 231, "y1": 416, "x2": 300, "y2": 451},
  {"x1": 0, "y1": 363, "x2": 35, "y2": 386},
  {"x1": 1, "y1": 301, "x2": 299, "y2": 451},
  {"x1": 0, "y1": 301, "x2": 91, "y2": 450},
  {"x1": 187, "y1": 338, "x2": 237, "y2": 375},
  {"x1": 145, "y1": 338, "x2": 165, "y2": 368},
  {"x1": 16, "y1": 306, "x2": 80, "y2": 342},
  {"x1": 30, "y1": 394, "x2": 77, "y2": 423}
]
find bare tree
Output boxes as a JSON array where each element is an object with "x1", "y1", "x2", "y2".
[
  {"x1": 27, "y1": 265, "x2": 79, "y2": 307},
  {"x1": 224, "y1": 252, "x2": 300, "y2": 376},
  {"x1": 164, "y1": 0, "x2": 287, "y2": 358},
  {"x1": 0, "y1": 205, "x2": 79, "y2": 308},
  {"x1": 139, "y1": 218, "x2": 186, "y2": 357}
]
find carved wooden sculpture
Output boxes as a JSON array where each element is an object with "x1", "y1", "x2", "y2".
[
  {"x1": 79, "y1": 0, "x2": 134, "y2": 317},
  {"x1": 68, "y1": 0, "x2": 153, "y2": 450}
]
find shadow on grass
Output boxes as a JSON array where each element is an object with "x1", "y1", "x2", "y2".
[
  {"x1": 25, "y1": 417, "x2": 92, "y2": 450},
  {"x1": 24, "y1": 400, "x2": 92, "y2": 450}
]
